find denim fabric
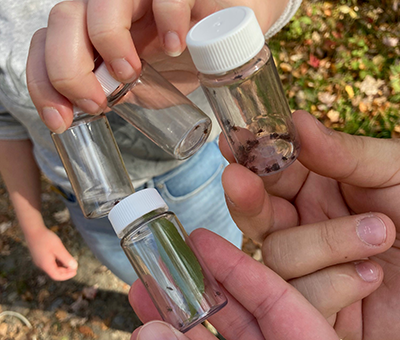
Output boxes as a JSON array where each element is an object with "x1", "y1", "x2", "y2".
[{"x1": 62, "y1": 140, "x2": 242, "y2": 285}]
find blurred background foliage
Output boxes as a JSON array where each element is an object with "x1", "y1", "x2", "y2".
[{"x1": 269, "y1": 0, "x2": 400, "y2": 138}]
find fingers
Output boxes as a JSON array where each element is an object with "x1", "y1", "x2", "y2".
[
  {"x1": 290, "y1": 260, "x2": 383, "y2": 319},
  {"x1": 45, "y1": 1, "x2": 107, "y2": 115},
  {"x1": 128, "y1": 281, "x2": 218, "y2": 339},
  {"x1": 221, "y1": 163, "x2": 298, "y2": 243},
  {"x1": 86, "y1": 0, "x2": 141, "y2": 82},
  {"x1": 39, "y1": 255, "x2": 78, "y2": 281},
  {"x1": 26, "y1": 28, "x2": 73, "y2": 133},
  {"x1": 131, "y1": 320, "x2": 214, "y2": 340},
  {"x1": 219, "y1": 132, "x2": 310, "y2": 201},
  {"x1": 153, "y1": 0, "x2": 195, "y2": 57},
  {"x1": 191, "y1": 229, "x2": 339, "y2": 340},
  {"x1": 294, "y1": 110, "x2": 400, "y2": 188},
  {"x1": 262, "y1": 212, "x2": 396, "y2": 280}
]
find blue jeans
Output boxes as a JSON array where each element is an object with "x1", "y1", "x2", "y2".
[{"x1": 62, "y1": 140, "x2": 242, "y2": 285}]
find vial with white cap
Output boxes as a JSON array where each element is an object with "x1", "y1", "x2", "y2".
[
  {"x1": 108, "y1": 188, "x2": 227, "y2": 332},
  {"x1": 51, "y1": 108, "x2": 134, "y2": 218},
  {"x1": 96, "y1": 60, "x2": 212, "y2": 160},
  {"x1": 186, "y1": 6, "x2": 300, "y2": 175}
]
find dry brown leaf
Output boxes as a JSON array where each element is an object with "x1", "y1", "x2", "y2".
[
  {"x1": 327, "y1": 110, "x2": 340, "y2": 123},
  {"x1": 359, "y1": 102, "x2": 369, "y2": 113},
  {"x1": 78, "y1": 325, "x2": 96, "y2": 338},
  {"x1": 280, "y1": 62, "x2": 293, "y2": 73}
]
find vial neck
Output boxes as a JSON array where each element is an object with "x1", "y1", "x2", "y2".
[{"x1": 118, "y1": 207, "x2": 169, "y2": 238}]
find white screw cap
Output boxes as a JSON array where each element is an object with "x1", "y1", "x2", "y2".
[
  {"x1": 94, "y1": 62, "x2": 123, "y2": 97},
  {"x1": 108, "y1": 188, "x2": 168, "y2": 238},
  {"x1": 186, "y1": 6, "x2": 265, "y2": 75}
]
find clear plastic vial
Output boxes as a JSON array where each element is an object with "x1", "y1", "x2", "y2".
[
  {"x1": 108, "y1": 188, "x2": 227, "y2": 332},
  {"x1": 95, "y1": 61, "x2": 212, "y2": 160},
  {"x1": 186, "y1": 6, "x2": 300, "y2": 175},
  {"x1": 52, "y1": 109, "x2": 134, "y2": 218}
]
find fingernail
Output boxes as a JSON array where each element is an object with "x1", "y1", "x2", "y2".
[
  {"x1": 355, "y1": 261, "x2": 379, "y2": 282},
  {"x1": 42, "y1": 107, "x2": 66, "y2": 134},
  {"x1": 138, "y1": 321, "x2": 181, "y2": 340},
  {"x1": 314, "y1": 116, "x2": 334, "y2": 135},
  {"x1": 69, "y1": 259, "x2": 78, "y2": 270},
  {"x1": 164, "y1": 31, "x2": 182, "y2": 57},
  {"x1": 75, "y1": 99, "x2": 102, "y2": 115},
  {"x1": 224, "y1": 193, "x2": 235, "y2": 207},
  {"x1": 356, "y1": 216, "x2": 386, "y2": 246},
  {"x1": 110, "y1": 58, "x2": 137, "y2": 82}
]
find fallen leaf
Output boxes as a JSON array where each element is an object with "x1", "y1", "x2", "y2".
[
  {"x1": 309, "y1": 54, "x2": 320, "y2": 68},
  {"x1": 359, "y1": 102, "x2": 369, "y2": 113},
  {"x1": 53, "y1": 208, "x2": 70, "y2": 224},
  {"x1": 358, "y1": 75, "x2": 385, "y2": 96},
  {"x1": 345, "y1": 85, "x2": 355, "y2": 99},
  {"x1": 280, "y1": 62, "x2": 293, "y2": 73},
  {"x1": 318, "y1": 92, "x2": 337, "y2": 107},
  {"x1": 78, "y1": 325, "x2": 96, "y2": 338},
  {"x1": 327, "y1": 110, "x2": 340, "y2": 123},
  {"x1": 383, "y1": 37, "x2": 399, "y2": 47}
]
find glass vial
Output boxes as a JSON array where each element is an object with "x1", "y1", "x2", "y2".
[
  {"x1": 52, "y1": 109, "x2": 134, "y2": 218},
  {"x1": 108, "y1": 188, "x2": 227, "y2": 332},
  {"x1": 95, "y1": 61, "x2": 212, "y2": 160},
  {"x1": 186, "y1": 6, "x2": 300, "y2": 175}
]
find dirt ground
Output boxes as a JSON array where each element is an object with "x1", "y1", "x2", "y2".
[
  {"x1": 0, "y1": 176, "x2": 141, "y2": 340},
  {"x1": 0, "y1": 175, "x2": 260, "y2": 339}
]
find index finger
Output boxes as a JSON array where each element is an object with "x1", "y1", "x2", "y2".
[
  {"x1": 192, "y1": 229, "x2": 339, "y2": 340},
  {"x1": 294, "y1": 110, "x2": 400, "y2": 188}
]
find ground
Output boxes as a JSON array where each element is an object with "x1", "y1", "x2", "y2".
[
  {"x1": 0, "y1": 176, "x2": 140, "y2": 339},
  {"x1": 1, "y1": 0, "x2": 399, "y2": 338},
  {"x1": 0, "y1": 174, "x2": 259, "y2": 339}
]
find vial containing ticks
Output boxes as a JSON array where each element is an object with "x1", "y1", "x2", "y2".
[
  {"x1": 108, "y1": 188, "x2": 227, "y2": 332},
  {"x1": 186, "y1": 6, "x2": 300, "y2": 175}
]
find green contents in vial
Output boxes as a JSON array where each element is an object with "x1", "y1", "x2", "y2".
[{"x1": 148, "y1": 216, "x2": 205, "y2": 319}]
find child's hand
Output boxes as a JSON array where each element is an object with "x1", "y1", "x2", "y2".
[{"x1": 26, "y1": 228, "x2": 78, "y2": 281}]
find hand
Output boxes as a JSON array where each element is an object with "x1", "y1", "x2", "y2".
[
  {"x1": 26, "y1": 227, "x2": 78, "y2": 281},
  {"x1": 26, "y1": 0, "x2": 290, "y2": 133},
  {"x1": 219, "y1": 110, "x2": 400, "y2": 339},
  {"x1": 129, "y1": 229, "x2": 339, "y2": 340}
]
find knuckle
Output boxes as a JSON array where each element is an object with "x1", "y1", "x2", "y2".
[
  {"x1": 319, "y1": 220, "x2": 341, "y2": 258},
  {"x1": 47, "y1": 70, "x2": 86, "y2": 95},
  {"x1": 88, "y1": 24, "x2": 120, "y2": 46},
  {"x1": 262, "y1": 234, "x2": 289, "y2": 276},
  {"x1": 49, "y1": 1, "x2": 82, "y2": 23}
]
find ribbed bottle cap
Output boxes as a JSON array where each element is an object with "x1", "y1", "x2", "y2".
[
  {"x1": 186, "y1": 6, "x2": 265, "y2": 74},
  {"x1": 108, "y1": 188, "x2": 168, "y2": 238},
  {"x1": 94, "y1": 62, "x2": 122, "y2": 96}
]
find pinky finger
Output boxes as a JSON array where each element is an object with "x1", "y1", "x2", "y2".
[
  {"x1": 152, "y1": 0, "x2": 195, "y2": 57},
  {"x1": 26, "y1": 28, "x2": 74, "y2": 133},
  {"x1": 290, "y1": 260, "x2": 383, "y2": 319}
]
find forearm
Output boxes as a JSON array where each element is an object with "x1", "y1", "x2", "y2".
[{"x1": 0, "y1": 139, "x2": 47, "y2": 238}]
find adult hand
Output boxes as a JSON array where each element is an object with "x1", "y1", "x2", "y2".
[
  {"x1": 26, "y1": 227, "x2": 78, "y2": 281},
  {"x1": 129, "y1": 229, "x2": 339, "y2": 340},
  {"x1": 220, "y1": 110, "x2": 400, "y2": 339},
  {"x1": 26, "y1": 0, "x2": 289, "y2": 133}
]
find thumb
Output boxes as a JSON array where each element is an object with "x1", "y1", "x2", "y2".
[
  {"x1": 294, "y1": 110, "x2": 400, "y2": 188},
  {"x1": 135, "y1": 321, "x2": 191, "y2": 340},
  {"x1": 54, "y1": 243, "x2": 78, "y2": 271}
]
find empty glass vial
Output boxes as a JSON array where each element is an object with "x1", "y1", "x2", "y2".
[
  {"x1": 186, "y1": 6, "x2": 300, "y2": 175},
  {"x1": 95, "y1": 61, "x2": 212, "y2": 160},
  {"x1": 52, "y1": 109, "x2": 134, "y2": 218},
  {"x1": 108, "y1": 188, "x2": 227, "y2": 332}
]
